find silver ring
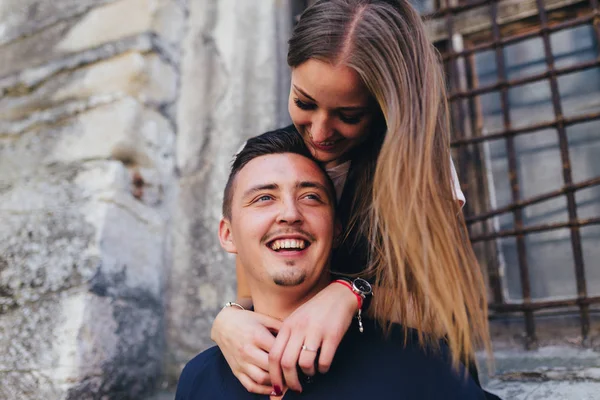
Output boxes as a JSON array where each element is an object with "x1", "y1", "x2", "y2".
[{"x1": 301, "y1": 345, "x2": 318, "y2": 352}]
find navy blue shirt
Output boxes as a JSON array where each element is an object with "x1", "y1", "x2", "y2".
[{"x1": 176, "y1": 319, "x2": 486, "y2": 400}]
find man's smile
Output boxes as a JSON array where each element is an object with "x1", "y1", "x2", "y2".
[{"x1": 268, "y1": 238, "x2": 309, "y2": 251}]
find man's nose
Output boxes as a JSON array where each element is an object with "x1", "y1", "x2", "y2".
[{"x1": 277, "y1": 199, "x2": 302, "y2": 225}]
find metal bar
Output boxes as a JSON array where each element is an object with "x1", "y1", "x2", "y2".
[
  {"x1": 449, "y1": 56, "x2": 600, "y2": 101},
  {"x1": 470, "y1": 216, "x2": 600, "y2": 242},
  {"x1": 490, "y1": 1, "x2": 538, "y2": 347},
  {"x1": 590, "y1": 0, "x2": 600, "y2": 53},
  {"x1": 490, "y1": 295, "x2": 600, "y2": 312},
  {"x1": 465, "y1": 43, "x2": 505, "y2": 305},
  {"x1": 466, "y1": 176, "x2": 600, "y2": 224},
  {"x1": 535, "y1": 0, "x2": 590, "y2": 341},
  {"x1": 445, "y1": 16, "x2": 473, "y2": 216},
  {"x1": 451, "y1": 110, "x2": 600, "y2": 147},
  {"x1": 424, "y1": 0, "x2": 491, "y2": 19},
  {"x1": 441, "y1": 13, "x2": 596, "y2": 61},
  {"x1": 427, "y1": 0, "x2": 591, "y2": 43}
]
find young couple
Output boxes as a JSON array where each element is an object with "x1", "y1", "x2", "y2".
[{"x1": 179, "y1": 0, "x2": 498, "y2": 398}]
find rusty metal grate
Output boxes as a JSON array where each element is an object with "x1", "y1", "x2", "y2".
[{"x1": 436, "y1": 0, "x2": 600, "y2": 347}]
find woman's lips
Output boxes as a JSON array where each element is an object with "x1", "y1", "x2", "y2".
[{"x1": 312, "y1": 140, "x2": 340, "y2": 152}]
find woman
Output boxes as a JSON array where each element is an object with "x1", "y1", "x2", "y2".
[{"x1": 212, "y1": 0, "x2": 492, "y2": 396}]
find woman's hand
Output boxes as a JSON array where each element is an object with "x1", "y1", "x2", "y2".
[
  {"x1": 211, "y1": 306, "x2": 282, "y2": 395},
  {"x1": 268, "y1": 282, "x2": 358, "y2": 393}
]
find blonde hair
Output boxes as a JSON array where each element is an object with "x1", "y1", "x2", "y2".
[{"x1": 288, "y1": 0, "x2": 491, "y2": 368}]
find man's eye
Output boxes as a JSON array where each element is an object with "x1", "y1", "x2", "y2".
[
  {"x1": 303, "y1": 193, "x2": 323, "y2": 202},
  {"x1": 294, "y1": 98, "x2": 316, "y2": 111},
  {"x1": 257, "y1": 195, "x2": 273, "y2": 202}
]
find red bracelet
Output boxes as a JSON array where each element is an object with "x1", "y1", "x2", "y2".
[{"x1": 332, "y1": 279, "x2": 363, "y2": 309}]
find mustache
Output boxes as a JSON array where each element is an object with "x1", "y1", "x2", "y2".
[{"x1": 261, "y1": 228, "x2": 316, "y2": 244}]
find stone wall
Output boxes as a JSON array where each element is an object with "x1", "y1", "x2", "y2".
[
  {"x1": 0, "y1": 0, "x2": 293, "y2": 397},
  {"x1": 0, "y1": 0, "x2": 184, "y2": 398},
  {"x1": 166, "y1": 0, "x2": 292, "y2": 384}
]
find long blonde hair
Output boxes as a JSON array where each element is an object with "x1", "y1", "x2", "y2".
[{"x1": 288, "y1": 0, "x2": 491, "y2": 368}]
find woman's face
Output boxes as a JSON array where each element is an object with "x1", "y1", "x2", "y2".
[{"x1": 289, "y1": 59, "x2": 375, "y2": 169}]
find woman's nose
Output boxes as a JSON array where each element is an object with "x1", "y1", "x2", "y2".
[{"x1": 309, "y1": 113, "x2": 333, "y2": 143}]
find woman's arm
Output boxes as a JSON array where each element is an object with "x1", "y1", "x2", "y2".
[
  {"x1": 268, "y1": 281, "x2": 358, "y2": 393},
  {"x1": 211, "y1": 257, "x2": 282, "y2": 395},
  {"x1": 267, "y1": 282, "x2": 448, "y2": 393},
  {"x1": 217, "y1": 262, "x2": 443, "y2": 394},
  {"x1": 235, "y1": 256, "x2": 253, "y2": 307}
]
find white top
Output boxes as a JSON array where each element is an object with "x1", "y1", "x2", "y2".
[
  {"x1": 325, "y1": 159, "x2": 465, "y2": 207},
  {"x1": 325, "y1": 161, "x2": 352, "y2": 203}
]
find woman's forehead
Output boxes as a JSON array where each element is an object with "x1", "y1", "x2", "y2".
[{"x1": 291, "y1": 59, "x2": 370, "y2": 107}]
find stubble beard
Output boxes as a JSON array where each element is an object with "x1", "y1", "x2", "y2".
[{"x1": 272, "y1": 261, "x2": 306, "y2": 287}]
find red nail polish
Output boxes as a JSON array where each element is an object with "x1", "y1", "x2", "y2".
[{"x1": 273, "y1": 385, "x2": 282, "y2": 396}]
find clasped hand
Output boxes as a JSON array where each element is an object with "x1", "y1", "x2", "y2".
[{"x1": 211, "y1": 282, "x2": 357, "y2": 395}]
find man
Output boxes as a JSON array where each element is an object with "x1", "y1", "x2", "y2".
[{"x1": 176, "y1": 128, "x2": 486, "y2": 399}]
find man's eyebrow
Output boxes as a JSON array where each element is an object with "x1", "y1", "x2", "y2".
[
  {"x1": 293, "y1": 85, "x2": 370, "y2": 112},
  {"x1": 242, "y1": 183, "x2": 278, "y2": 198},
  {"x1": 298, "y1": 181, "x2": 334, "y2": 201}
]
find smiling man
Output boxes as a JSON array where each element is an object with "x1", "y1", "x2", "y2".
[
  {"x1": 175, "y1": 128, "x2": 486, "y2": 400},
  {"x1": 218, "y1": 130, "x2": 337, "y2": 324}
]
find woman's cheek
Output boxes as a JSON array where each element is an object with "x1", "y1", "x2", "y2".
[{"x1": 339, "y1": 124, "x2": 370, "y2": 141}]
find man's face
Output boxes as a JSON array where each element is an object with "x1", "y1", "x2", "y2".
[{"x1": 219, "y1": 153, "x2": 336, "y2": 290}]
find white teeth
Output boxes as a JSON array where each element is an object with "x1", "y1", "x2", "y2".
[{"x1": 269, "y1": 239, "x2": 307, "y2": 251}]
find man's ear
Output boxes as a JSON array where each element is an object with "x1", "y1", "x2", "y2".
[
  {"x1": 333, "y1": 218, "x2": 343, "y2": 249},
  {"x1": 219, "y1": 218, "x2": 237, "y2": 254}
]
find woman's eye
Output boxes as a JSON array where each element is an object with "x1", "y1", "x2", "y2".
[
  {"x1": 294, "y1": 98, "x2": 316, "y2": 111},
  {"x1": 339, "y1": 113, "x2": 364, "y2": 125}
]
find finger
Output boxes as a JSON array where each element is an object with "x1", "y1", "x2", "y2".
[
  {"x1": 244, "y1": 364, "x2": 271, "y2": 386},
  {"x1": 243, "y1": 345, "x2": 270, "y2": 373},
  {"x1": 268, "y1": 327, "x2": 290, "y2": 393},
  {"x1": 298, "y1": 336, "x2": 321, "y2": 376},
  {"x1": 255, "y1": 313, "x2": 283, "y2": 333},
  {"x1": 280, "y1": 332, "x2": 305, "y2": 392},
  {"x1": 252, "y1": 326, "x2": 277, "y2": 354},
  {"x1": 237, "y1": 373, "x2": 275, "y2": 395},
  {"x1": 317, "y1": 335, "x2": 340, "y2": 374}
]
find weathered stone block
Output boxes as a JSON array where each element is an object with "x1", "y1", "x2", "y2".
[
  {"x1": 1, "y1": 0, "x2": 180, "y2": 397},
  {"x1": 0, "y1": 161, "x2": 170, "y2": 310},
  {"x1": 0, "y1": 161, "x2": 170, "y2": 398},
  {"x1": 0, "y1": 290, "x2": 162, "y2": 399},
  {"x1": 0, "y1": 0, "x2": 182, "y2": 79},
  {"x1": 0, "y1": 53, "x2": 178, "y2": 122},
  {"x1": 0, "y1": 95, "x2": 174, "y2": 397},
  {"x1": 0, "y1": 198, "x2": 98, "y2": 313},
  {"x1": 89, "y1": 194, "x2": 168, "y2": 299},
  {"x1": 0, "y1": 0, "x2": 115, "y2": 47},
  {"x1": 48, "y1": 97, "x2": 173, "y2": 166},
  {"x1": 0, "y1": 97, "x2": 175, "y2": 183}
]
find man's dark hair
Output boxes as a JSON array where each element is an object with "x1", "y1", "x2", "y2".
[{"x1": 222, "y1": 127, "x2": 334, "y2": 219}]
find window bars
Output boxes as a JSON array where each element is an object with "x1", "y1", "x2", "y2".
[{"x1": 436, "y1": 0, "x2": 600, "y2": 347}]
